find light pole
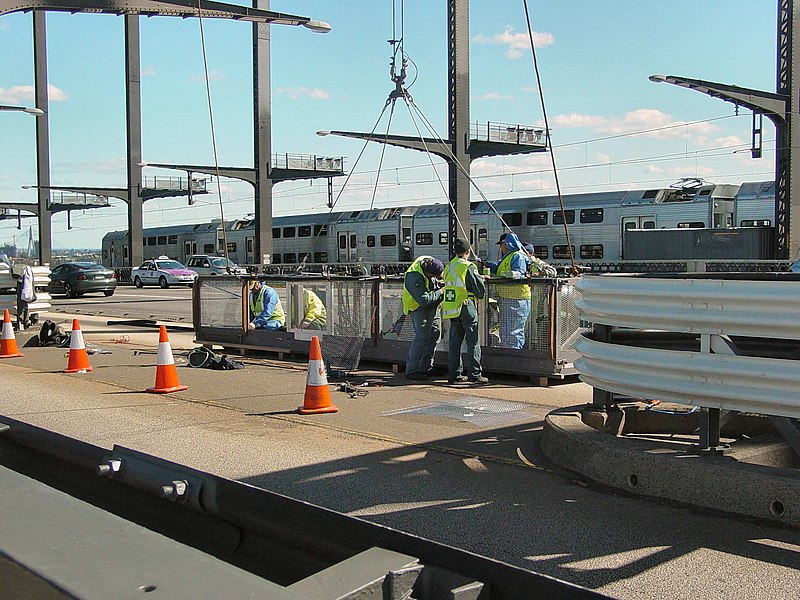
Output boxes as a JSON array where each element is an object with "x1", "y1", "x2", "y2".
[{"x1": 0, "y1": 104, "x2": 44, "y2": 116}]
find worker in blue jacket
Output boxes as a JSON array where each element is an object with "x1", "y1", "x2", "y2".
[
  {"x1": 247, "y1": 279, "x2": 286, "y2": 331},
  {"x1": 481, "y1": 232, "x2": 531, "y2": 349}
]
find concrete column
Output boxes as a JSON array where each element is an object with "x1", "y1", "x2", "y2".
[
  {"x1": 33, "y1": 10, "x2": 52, "y2": 265},
  {"x1": 253, "y1": 0, "x2": 273, "y2": 264},
  {"x1": 125, "y1": 15, "x2": 144, "y2": 267}
]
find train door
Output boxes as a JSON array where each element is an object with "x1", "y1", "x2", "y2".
[
  {"x1": 621, "y1": 215, "x2": 655, "y2": 257},
  {"x1": 184, "y1": 240, "x2": 197, "y2": 262},
  {"x1": 338, "y1": 232, "x2": 356, "y2": 262},
  {"x1": 245, "y1": 236, "x2": 254, "y2": 264},
  {"x1": 399, "y1": 216, "x2": 413, "y2": 261}
]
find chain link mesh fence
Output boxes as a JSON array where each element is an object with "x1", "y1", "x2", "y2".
[
  {"x1": 197, "y1": 277, "x2": 243, "y2": 329},
  {"x1": 321, "y1": 279, "x2": 374, "y2": 374}
]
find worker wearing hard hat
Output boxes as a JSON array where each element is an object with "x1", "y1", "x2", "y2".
[{"x1": 402, "y1": 255, "x2": 445, "y2": 381}]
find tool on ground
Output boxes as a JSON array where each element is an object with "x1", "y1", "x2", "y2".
[
  {"x1": 298, "y1": 336, "x2": 338, "y2": 414},
  {"x1": 146, "y1": 326, "x2": 188, "y2": 394},
  {"x1": 0, "y1": 309, "x2": 23, "y2": 359},
  {"x1": 64, "y1": 319, "x2": 93, "y2": 373}
]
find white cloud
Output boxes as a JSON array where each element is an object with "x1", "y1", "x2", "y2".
[
  {"x1": 596, "y1": 153, "x2": 611, "y2": 164},
  {"x1": 0, "y1": 84, "x2": 70, "y2": 104},
  {"x1": 551, "y1": 108, "x2": 721, "y2": 140},
  {"x1": 473, "y1": 27, "x2": 554, "y2": 60},
  {"x1": 141, "y1": 65, "x2": 156, "y2": 77},
  {"x1": 477, "y1": 91, "x2": 515, "y2": 101},
  {"x1": 275, "y1": 86, "x2": 330, "y2": 100},
  {"x1": 192, "y1": 70, "x2": 228, "y2": 83}
]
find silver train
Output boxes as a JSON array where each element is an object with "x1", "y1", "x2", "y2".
[{"x1": 101, "y1": 179, "x2": 775, "y2": 269}]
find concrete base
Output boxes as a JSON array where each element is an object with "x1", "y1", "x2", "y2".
[{"x1": 542, "y1": 406, "x2": 800, "y2": 526}]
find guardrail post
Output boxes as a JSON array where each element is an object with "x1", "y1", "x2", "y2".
[
  {"x1": 591, "y1": 324, "x2": 613, "y2": 410},
  {"x1": 698, "y1": 407, "x2": 727, "y2": 453}
]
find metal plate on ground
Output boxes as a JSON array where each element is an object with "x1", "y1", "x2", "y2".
[{"x1": 383, "y1": 397, "x2": 531, "y2": 427}]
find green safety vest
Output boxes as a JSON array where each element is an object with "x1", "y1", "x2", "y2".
[
  {"x1": 496, "y1": 251, "x2": 531, "y2": 299},
  {"x1": 401, "y1": 256, "x2": 433, "y2": 315},
  {"x1": 249, "y1": 286, "x2": 285, "y2": 325},
  {"x1": 441, "y1": 257, "x2": 475, "y2": 320}
]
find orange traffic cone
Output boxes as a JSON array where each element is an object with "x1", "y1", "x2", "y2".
[
  {"x1": 0, "y1": 309, "x2": 23, "y2": 359},
  {"x1": 146, "y1": 326, "x2": 188, "y2": 393},
  {"x1": 298, "y1": 336, "x2": 338, "y2": 415},
  {"x1": 64, "y1": 319, "x2": 92, "y2": 373}
]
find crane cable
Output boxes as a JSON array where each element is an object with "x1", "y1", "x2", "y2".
[
  {"x1": 196, "y1": 1, "x2": 231, "y2": 272},
  {"x1": 522, "y1": 0, "x2": 577, "y2": 274}
]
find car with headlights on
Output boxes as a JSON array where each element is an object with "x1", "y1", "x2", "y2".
[
  {"x1": 131, "y1": 257, "x2": 197, "y2": 289},
  {"x1": 49, "y1": 262, "x2": 117, "y2": 298}
]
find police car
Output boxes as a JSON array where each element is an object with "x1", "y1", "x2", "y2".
[{"x1": 131, "y1": 256, "x2": 198, "y2": 289}]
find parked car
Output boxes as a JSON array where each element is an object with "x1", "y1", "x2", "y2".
[
  {"x1": 185, "y1": 255, "x2": 246, "y2": 277},
  {"x1": 49, "y1": 262, "x2": 117, "y2": 298},
  {"x1": 131, "y1": 257, "x2": 197, "y2": 289},
  {"x1": 790, "y1": 259, "x2": 800, "y2": 273}
]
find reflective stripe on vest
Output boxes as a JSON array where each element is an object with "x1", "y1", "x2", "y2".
[
  {"x1": 496, "y1": 251, "x2": 531, "y2": 299},
  {"x1": 401, "y1": 256, "x2": 433, "y2": 315},
  {"x1": 441, "y1": 257, "x2": 473, "y2": 319},
  {"x1": 249, "y1": 286, "x2": 285, "y2": 324}
]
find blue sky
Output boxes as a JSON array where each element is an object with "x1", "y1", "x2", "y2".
[{"x1": 0, "y1": 1, "x2": 778, "y2": 250}]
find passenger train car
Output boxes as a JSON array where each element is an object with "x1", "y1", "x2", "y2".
[{"x1": 101, "y1": 180, "x2": 776, "y2": 269}]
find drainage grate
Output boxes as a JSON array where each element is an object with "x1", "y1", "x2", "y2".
[{"x1": 382, "y1": 397, "x2": 531, "y2": 427}]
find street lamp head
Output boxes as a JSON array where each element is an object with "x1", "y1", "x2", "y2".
[
  {"x1": 303, "y1": 20, "x2": 331, "y2": 34},
  {"x1": 0, "y1": 104, "x2": 44, "y2": 116},
  {"x1": 316, "y1": 130, "x2": 331, "y2": 137},
  {"x1": 23, "y1": 107, "x2": 45, "y2": 116},
  {"x1": 649, "y1": 74, "x2": 667, "y2": 83}
]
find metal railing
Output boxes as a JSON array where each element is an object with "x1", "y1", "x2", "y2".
[
  {"x1": 575, "y1": 272, "x2": 800, "y2": 419},
  {"x1": 142, "y1": 176, "x2": 207, "y2": 192},
  {"x1": 470, "y1": 121, "x2": 546, "y2": 145},
  {"x1": 270, "y1": 153, "x2": 344, "y2": 172}
]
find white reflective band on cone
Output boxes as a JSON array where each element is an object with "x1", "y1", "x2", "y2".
[
  {"x1": 1, "y1": 322, "x2": 12, "y2": 339},
  {"x1": 306, "y1": 359, "x2": 327, "y2": 386},
  {"x1": 157, "y1": 341, "x2": 175, "y2": 365},
  {"x1": 69, "y1": 330, "x2": 85, "y2": 350}
]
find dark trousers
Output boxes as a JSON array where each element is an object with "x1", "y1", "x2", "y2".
[{"x1": 448, "y1": 301, "x2": 481, "y2": 379}]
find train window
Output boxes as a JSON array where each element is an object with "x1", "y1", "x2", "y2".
[
  {"x1": 469, "y1": 230, "x2": 474, "y2": 244},
  {"x1": 246, "y1": 239, "x2": 253, "y2": 252},
  {"x1": 157, "y1": 236, "x2": 167, "y2": 245},
  {"x1": 642, "y1": 190, "x2": 659, "y2": 199},
  {"x1": 298, "y1": 226, "x2": 312, "y2": 237},
  {"x1": 314, "y1": 252, "x2": 328, "y2": 263},
  {"x1": 402, "y1": 227, "x2": 412, "y2": 243},
  {"x1": 677, "y1": 222, "x2": 705, "y2": 228},
  {"x1": 339, "y1": 236, "x2": 347, "y2": 249},
  {"x1": 502, "y1": 212, "x2": 522, "y2": 227},
  {"x1": 283, "y1": 253, "x2": 296, "y2": 264},
  {"x1": 283, "y1": 227, "x2": 296, "y2": 238},
  {"x1": 299, "y1": 253, "x2": 310, "y2": 263},
  {"x1": 350, "y1": 211, "x2": 361, "y2": 218},
  {"x1": 580, "y1": 244, "x2": 603, "y2": 259},
  {"x1": 740, "y1": 219, "x2": 771, "y2": 227},
  {"x1": 272, "y1": 227, "x2": 281, "y2": 239},
  {"x1": 367, "y1": 235, "x2": 376, "y2": 248},
  {"x1": 313, "y1": 225, "x2": 328, "y2": 236},
  {"x1": 643, "y1": 221, "x2": 656, "y2": 229},
  {"x1": 168, "y1": 235, "x2": 178, "y2": 244},
  {"x1": 531, "y1": 245, "x2": 547, "y2": 259},
  {"x1": 124, "y1": 247, "x2": 129, "y2": 258},
  {"x1": 350, "y1": 234, "x2": 357, "y2": 249},
  {"x1": 552, "y1": 210, "x2": 575, "y2": 225},
  {"x1": 580, "y1": 208, "x2": 604, "y2": 223},
  {"x1": 142, "y1": 237, "x2": 147, "y2": 246},
  {"x1": 147, "y1": 236, "x2": 156, "y2": 246},
  {"x1": 527, "y1": 211, "x2": 548, "y2": 226},
  {"x1": 439, "y1": 232, "x2": 448, "y2": 245},
  {"x1": 273, "y1": 254, "x2": 281, "y2": 264},
  {"x1": 203, "y1": 244, "x2": 214, "y2": 253},
  {"x1": 478, "y1": 228, "x2": 488, "y2": 239},
  {"x1": 380, "y1": 234, "x2": 397, "y2": 247},
  {"x1": 226, "y1": 242, "x2": 237, "y2": 252},
  {"x1": 416, "y1": 233, "x2": 433, "y2": 245},
  {"x1": 552, "y1": 245, "x2": 575, "y2": 259}
]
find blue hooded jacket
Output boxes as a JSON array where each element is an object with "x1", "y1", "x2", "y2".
[{"x1": 487, "y1": 232, "x2": 527, "y2": 277}]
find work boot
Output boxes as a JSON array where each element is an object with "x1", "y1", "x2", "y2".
[
  {"x1": 447, "y1": 375, "x2": 469, "y2": 384},
  {"x1": 468, "y1": 376, "x2": 490, "y2": 385},
  {"x1": 406, "y1": 372, "x2": 429, "y2": 381}
]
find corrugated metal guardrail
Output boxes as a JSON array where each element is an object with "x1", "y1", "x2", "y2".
[{"x1": 575, "y1": 272, "x2": 800, "y2": 419}]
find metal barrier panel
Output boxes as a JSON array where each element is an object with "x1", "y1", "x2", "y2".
[
  {"x1": 485, "y1": 279, "x2": 551, "y2": 351},
  {"x1": 379, "y1": 281, "x2": 415, "y2": 342},
  {"x1": 556, "y1": 278, "x2": 589, "y2": 354},
  {"x1": 323, "y1": 279, "x2": 374, "y2": 372},
  {"x1": 197, "y1": 276, "x2": 244, "y2": 329}
]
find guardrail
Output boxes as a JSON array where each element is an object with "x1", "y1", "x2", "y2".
[
  {"x1": 575, "y1": 272, "x2": 800, "y2": 424},
  {"x1": 194, "y1": 275, "x2": 587, "y2": 379}
]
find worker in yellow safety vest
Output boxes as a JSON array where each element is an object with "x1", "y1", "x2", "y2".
[
  {"x1": 442, "y1": 238, "x2": 488, "y2": 385},
  {"x1": 402, "y1": 256, "x2": 445, "y2": 381},
  {"x1": 247, "y1": 279, "x2": 286, "y2": 331},
  {"x1": 300, "y1": 288, "x2": 327, "y2": 329},
  {"x1": 480, "y1": 232, "x2": 531, "y2": 349}
]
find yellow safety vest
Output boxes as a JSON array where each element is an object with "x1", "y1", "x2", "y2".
[
  {"x1": 303, "y1": 289, "x2": 327, "y2": 326},
  {"x1": 249, "y1": 286, "x2": 285, "y2": 324},
  {"x1": 496, "y1": 251, "x2": 531, "y2": 300},
  {"x1": 441, "y1": 257, "x2": 475, "y2": 319},
  {"x1": 401, "y1": 256, "x2": 433, "y2": 315}
]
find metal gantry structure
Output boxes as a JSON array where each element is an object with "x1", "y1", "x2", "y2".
[
  {"x1": 651, "y1": 0, "x2": 799, "y2": 261},
  {"x1": 0, "y1": 0, "x2": 329, "y2": 266}
]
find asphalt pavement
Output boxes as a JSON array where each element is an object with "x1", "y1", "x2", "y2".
[{"x1": 2, "y1": 312, "x2": 800, "y2": 599}]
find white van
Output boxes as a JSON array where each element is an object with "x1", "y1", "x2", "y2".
[{"x1": 186, "y1": 255, "x2": 245, "y2": 276}]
